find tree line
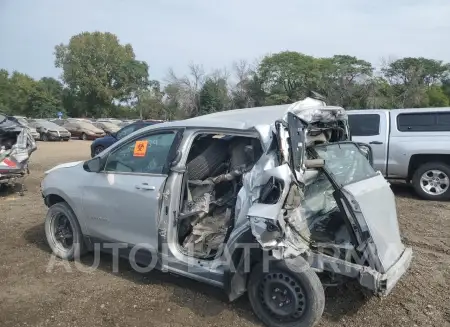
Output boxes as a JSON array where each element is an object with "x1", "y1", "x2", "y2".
[{"x1": 1, "y1": 31, "x2": 450, "y2": 120}]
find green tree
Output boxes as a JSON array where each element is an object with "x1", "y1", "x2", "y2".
[
  {"x1": 319, "y1": 55, "x2": 374, "y2": 108},
  {"x1": 135, "y1": 80, "x2": 165, "y2": 120},
  {"x1": 258, "y1": 51, "x2": 320, "y2": 103},
  {"x1": 199, "y1": 77, "x2": 229, "y2": 115},
  {"x1": 0, "y1": 69, "x2": 11, "y2": 113},
  {"x1": 426, "y1": 86, "x2": 449, "y2": 107},
  {"x1": 54, "y1": 31, "x2": 149, "y2": 117},
  {"x1": 382, "y1": 57, "x2": 450, "y2": 108}
]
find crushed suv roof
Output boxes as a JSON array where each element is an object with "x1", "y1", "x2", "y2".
[{"x1": 142, "y1": 98, "x2": 346, "y2": 132}]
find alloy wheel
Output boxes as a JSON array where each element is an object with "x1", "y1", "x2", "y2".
[{"x1": 420, "y1": 169, "x2": 449, "y2": 196}]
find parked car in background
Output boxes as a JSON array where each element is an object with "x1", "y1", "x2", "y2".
[
  {"x1": 51, "y1": 118, "x2": 93, "y2": 126},
  {"x1": 13, "y1": 116, "x2": 40, "y2": 140},
  {"x1": 63, "y1": 121, "x2": 105, "y2": 140},
  {"x1": 348, "y1": 107, "x2": 450, "y2": 200},
  {"x1": 28, "y1": 119, "x2": 71, "y2": 141},
  {"x1": 97, "y1": 118, "x2": 122, "y2": 125},
  {"x1": 93, "y1": 121, "x2": 120, "y2": 135},
  {"x1": 42, "y1": 97, "x2": 412, "y2": 327},
  {"x1": 90, "y1": 120, "x2": 162, "y2": 157}
]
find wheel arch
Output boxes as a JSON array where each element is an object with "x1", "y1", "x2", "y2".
[
  {"x1": 407, "y1": 153, "x2": 450, "y2": 181},
  {"x1": 43, "y1": 188, "x2": 89, "y2": 235}
]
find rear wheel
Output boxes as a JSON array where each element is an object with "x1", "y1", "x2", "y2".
[
  {"x1": 81, "y1": 133, "x2": 87, "y2": 141},
  {"x1": 41, "y1": 133, "x2": 48, "y2": 142},
  {"x1": 45, "y1": 202, "x2": 86, "y2": 260},
  {"x1": 248, "y1": 261, "x2": 325, "y2": 327},
  {"x1": 412, "y1": 162, "x2": 450, "y2": 200}
]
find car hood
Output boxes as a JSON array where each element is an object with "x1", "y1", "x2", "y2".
[{"x1": 45, "y1": 161, "x2": 83, "y2": 175}]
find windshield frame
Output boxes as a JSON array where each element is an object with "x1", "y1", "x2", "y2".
[{"x1": 309, "y1": 141, "x2": 378, "y2": 187}]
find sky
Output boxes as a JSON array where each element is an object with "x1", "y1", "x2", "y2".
[{"x1": 1, "y1": 0, "x2": 450, "y2": 83}]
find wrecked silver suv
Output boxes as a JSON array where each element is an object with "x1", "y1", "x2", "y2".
[{"x1": 41, "y1": 98, "x2": 412, "y2": 327}]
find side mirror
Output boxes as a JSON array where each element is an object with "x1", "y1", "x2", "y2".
[{"x1": 83, "y1": 157, "x2": 101, "y2": 173}]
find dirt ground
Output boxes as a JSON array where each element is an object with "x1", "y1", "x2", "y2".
[{"x1": 0, "y1": 140, "x2": 449, "y2": 327}]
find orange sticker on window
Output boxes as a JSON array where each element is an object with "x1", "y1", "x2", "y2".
[{"x1": 133, "y1": 140, "x2": 148, "y2": 157}]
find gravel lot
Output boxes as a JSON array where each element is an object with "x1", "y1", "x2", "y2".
[{"x1": 0, "y1": 140, "x2": 449, "y2": 327}]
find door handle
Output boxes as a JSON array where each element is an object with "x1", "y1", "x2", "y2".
[
  {"x1": 135, "y1": 183, "x2": 156, "y2": 191},
  {"x1": 369, "y1": 141, "x2": 383, "y2": 145}
]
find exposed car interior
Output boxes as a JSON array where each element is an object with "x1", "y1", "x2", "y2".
[
  {"x1": 175, "y1": 123, "x2": 360, "y2": 260},
  {"x1": 176, "y1": 133, "x2": 263, "y2": 259}
]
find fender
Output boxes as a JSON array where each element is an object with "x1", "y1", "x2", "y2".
[{"x1": 42, "y1": 186, "x2": 89, "y2": 235}]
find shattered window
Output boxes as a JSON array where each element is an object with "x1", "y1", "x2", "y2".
[{"x1": 314, "y1": 143, "x2": 377, "y2": 186}]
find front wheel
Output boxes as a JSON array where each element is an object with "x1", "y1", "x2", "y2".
[
  {"x1": 41, "y1": 133, "x2": 49, "y2": 142},
  {"x1": 81, "y1": 133, "x2": 87, "y2": 141},
  {"x1": 412, "y1": 162, "x2": 450, "y2": 200},
  {"x1": 44, "y1": 202, "x2": 87, "y2": 260},
  {"x1": 248, "y1": 260, "x2": 325, "y2": 327}
]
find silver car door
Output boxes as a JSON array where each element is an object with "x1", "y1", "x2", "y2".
[
  {"x1": 348, "y1": 111, "x2": 389, "y2": 175},
  {"x1": 314, "y1": 142, "x2": 405, "y2": 274},
  {"x1": 82, "y1": 129, "x2": 183, "y2": 252}
]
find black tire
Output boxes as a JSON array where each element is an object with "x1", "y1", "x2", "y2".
[
  {"x1": 248, "y1": 260, "x2": 325, "y2": 327},
  {"x1": 63, "y1": 138, "x2": 70, "y2": 142},
  {"x1": 81, "y1": 133, "x2": 87, "y2": 141},
  {"x1": 187, "y1": 140, "x2": 229, "y2": 180},
  {"x1": 412, "y1": 162, "x2": 450, "y2": 201},
  {"x1": 94, "y1": 145, "x2": 105, "y2": 156},
  {"x1": 44, "y1": 202, "x2": 87, "y2": 260},
  {"x1": 41, "y1": 133, "x2": 48, "y2": 142}
]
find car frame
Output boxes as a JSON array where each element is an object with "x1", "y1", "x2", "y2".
[{"x1": 41, "y1": 97, "x2": 412, "y2": 327}]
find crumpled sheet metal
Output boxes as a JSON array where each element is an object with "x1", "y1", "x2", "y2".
[
  {"x1": 233, "y1": 151, "x2": 278, "y2": 228},
  {"x1": 11, "y1": 128, "x2": 36, "y2": 163},
  {"x1": 233, "y1": 147, "x2": 310, "y2": 259},
  {"x1": 285, "y1": 97, "x2": 347, "y2": 124},
  {"x1": 0, "y1": 116, "x2": 36, "y2": 165}
]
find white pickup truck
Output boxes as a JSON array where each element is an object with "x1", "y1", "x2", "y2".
[{"x1": 348, "y1": 108, "x2": 450, "y2": 200}]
